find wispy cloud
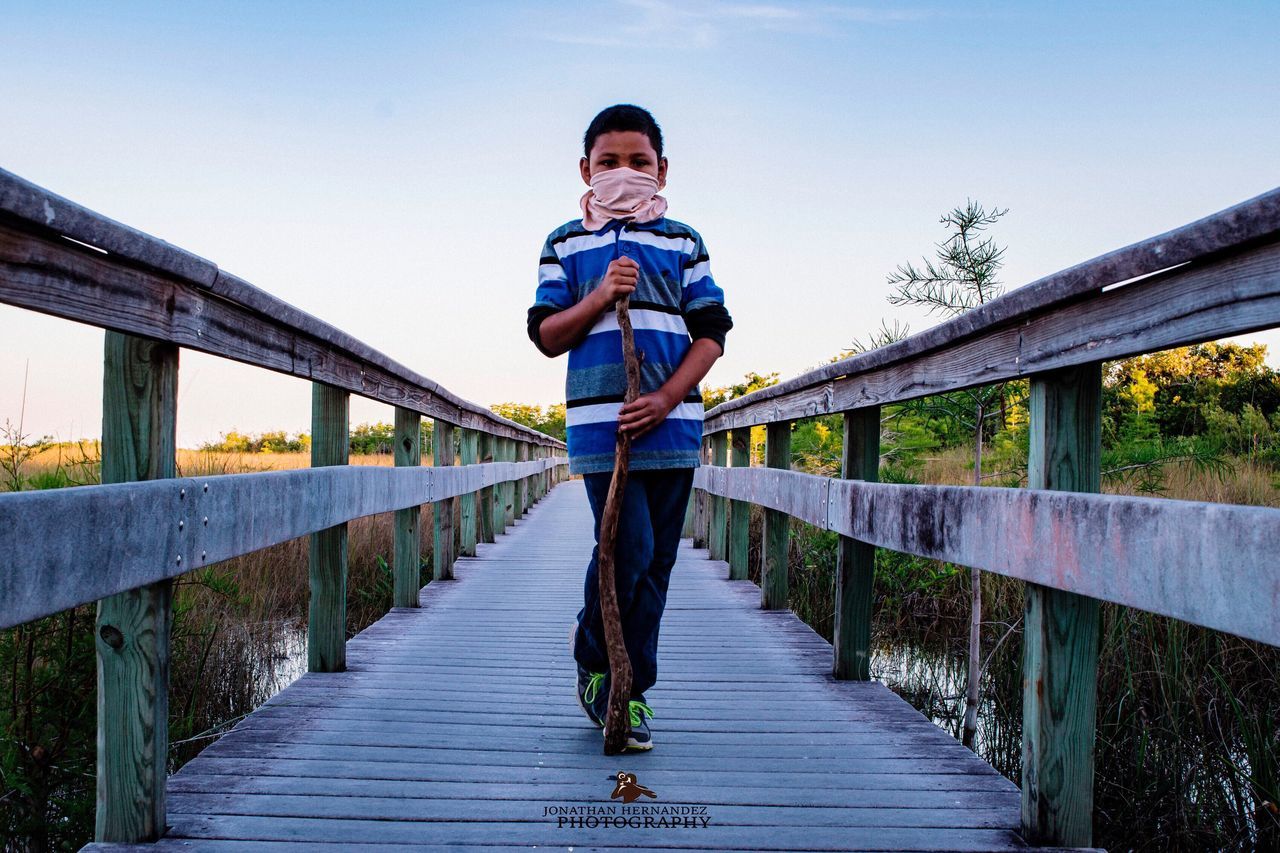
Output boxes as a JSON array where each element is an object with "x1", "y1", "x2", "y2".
[{"x1": 529, "y1": 0, "x2": 935, "y2": 50}]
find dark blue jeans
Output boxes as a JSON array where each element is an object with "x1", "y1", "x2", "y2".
[{"x1": 573, "y1": 466, "x2": 695, "y2": 699}]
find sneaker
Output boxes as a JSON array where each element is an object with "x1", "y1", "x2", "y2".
[
  {"x1": 576, "y1": 664, "x2": 606, "y2": 728},
  {"x1": 604, "y1": 697, "x2": 654, "y2": 751}
]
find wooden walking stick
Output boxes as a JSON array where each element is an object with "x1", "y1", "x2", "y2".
[{"x1": 599, "y1": 290, "x2": 642, "y2": 755}]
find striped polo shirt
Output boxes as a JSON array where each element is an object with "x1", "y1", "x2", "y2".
[{"x1": 527, "y1": 216, "x2": 732, "y2": 475}]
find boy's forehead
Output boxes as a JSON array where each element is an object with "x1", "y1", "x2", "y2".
[{"x1": 589, "y1": 130, "x2": 658, "y2": 158}]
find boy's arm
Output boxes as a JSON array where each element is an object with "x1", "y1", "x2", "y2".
[
  {"x1": 617, "y1": 338, "x2": 722, "y2": 437},
  {"x1": 618, "y1": 232, "x2": 733, "y2": 438},
  {"x1": 530, "y1": 257, "x2": 639, "y2": 358}
]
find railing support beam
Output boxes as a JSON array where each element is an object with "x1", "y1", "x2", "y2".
[
  {"x1": 433, "y1": 419, "x2": 456, "y2": 580},
  {"x1": 834, "y1": 406, "x2": 879, "y2": 680},
  {"x1": 1022, "y1": 362, "x2": 1102, "y2": 848},
  {"x1": 309, "y1": 381, "x2": 349, "y2": 672},
  {"x1": 709, "y1": 431, "x2": 728, "y2": 561},
  {"x1": 393, "y1": 406, "x2": 422, "y2": 607},
  {"x1": 479, "y1": 432, "x2": 495, "y2": 543},
  {"x1": 728, "y1": 429, "x2": 750, "y2": 580},
  {"x1": 460, "y1": 428, "x2": 478, "y2": 557},
  {"x1": 761, "y1": 420, "x2": 791, "y2": 609},
  {"x1": 95, "y1": 330, "x2": 177, "y2": 842}
]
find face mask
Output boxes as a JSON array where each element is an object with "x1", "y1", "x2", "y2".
[{"x1": 580, "y1": 166, "x2": 668, "y2": 231}]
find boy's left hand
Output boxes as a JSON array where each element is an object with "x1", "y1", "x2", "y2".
[{"x1": 618, "y1": 390, "x2": 676, "y2": 439}]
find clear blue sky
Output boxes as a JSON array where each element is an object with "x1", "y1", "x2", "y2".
[{"x1": 3, "y1": 1, "x2": 1278, "y2": 448}]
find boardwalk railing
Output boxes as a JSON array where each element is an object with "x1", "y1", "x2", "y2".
[
  {"x1": 0, "y1": 168, "x2": 567, "y2": 842},
  {"x1": 690, "y1": 186, "x2": 1280, "y2": 848}
]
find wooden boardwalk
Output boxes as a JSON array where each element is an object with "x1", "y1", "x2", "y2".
[{"x1": 88, "y1": 480, "x2": 1052, "y2": 852}]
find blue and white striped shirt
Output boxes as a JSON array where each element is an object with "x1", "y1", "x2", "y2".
[{"x1": 528, "y1": 216, "x2": 732, "y2": 475}]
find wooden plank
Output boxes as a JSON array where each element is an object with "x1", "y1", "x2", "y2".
[
  {"x1": 834, "y1": 406, "x2": 878, "y2": 680},
  {"x1": 95, "y1": 330, "x2": 176, "y2": 842},
  {"x1": 0, "y1": 173, "x2": 564, "y2": 450},
  {"x1": 432, "y1": 419, "x2": 455, "y2": 581},
  {"x1": 728, "y1": 429, "x2": 750, "y2": 581},
  {"x1": 458, "y1": 429, "x2": 478, "y2": 557},
  {"x1": 704, "y1": 188, "x2": 1280, "y2": 432},
  {"x1": 308, "y1": 382, "x2": 348, "y2": 673},
  {"x1": 709, "y1": 431, "x2": 728, "y2": 561},
  {"x1": 1022, "y1": 363, "x2": 1102, "y2": 848},
  {"x1": 692, "y1": 464, "x2": 1280, "y2": 647},
  {"x1": 761, "y1": 422, "x2": 791, "y2": 610},
  {"x1": 392, "y1": 406, "x2": 421, "y2": 608}
]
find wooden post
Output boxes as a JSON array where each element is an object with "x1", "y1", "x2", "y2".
[
  {"x1": 492, "y1": 437, "x2": 508, "y2": 536},
  {"x1": 479, "y1": 431, "x2": 495, "y2": 544},
  {"x1": 1022, "y1": 362, "x2": 1102, "y2": 848},
  {"x1": 503, "y1": 437, "x2": 516, "y2": 529},
  {"x1": 761, "y1": 420, "x2": 791, "y2": 610},
  {"x1": 834, "y1": 407, "x2": 879, "y2": 680},
  {"x1": 514, "y1": 441, "x2": 527, "y2": 518},
  {"x1": 309, "y1": 381, "x2": 349, "y2": 673},
  {"x1": 459, "y1": 428, "x2": 478, "y2": 557},
  {"x1": 433, "y1": 419, "x2": 456, "y2": 581},
  {"x1": 728, "y1": 428, "x2": 751, "y2": 581},
  {"x1": 693, "y1": 436, "x2": 708, "y2": 548},
  {"x1": 709, "y1": 431, "x2": 728, "y2": 561},
  {"x1": 682, "y1": 488, "x2": 695, "y2": 538},
  {"x1": 393, "y1": 406, "x2": 422, "y2": 608},
  {"x1": 95, "y1": 331, "x2": 176, "y2": 842}
]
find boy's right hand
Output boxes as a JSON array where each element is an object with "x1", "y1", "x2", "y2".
[{"x1": 594, "y1": 257, "x2": 639, "y2": 308}]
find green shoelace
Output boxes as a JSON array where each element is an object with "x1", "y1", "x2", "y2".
[
  {"x1": 584, "y1": 671, "x2": 605, "y2": 705},
  {"x1": 583, "y1": 673, "x2": 656, "y2": 726},
  {"x1": 628, "y1": 699, "x2": 655, "y2": 727}
]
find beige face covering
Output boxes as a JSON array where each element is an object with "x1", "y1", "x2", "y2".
[{"x1": 580, "y1": 166, "x2": 668, "y2": 231}]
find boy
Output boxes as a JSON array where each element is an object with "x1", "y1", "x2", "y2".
[{"x1": 527, "y1": 104, "x2": 732, "y2": 751}]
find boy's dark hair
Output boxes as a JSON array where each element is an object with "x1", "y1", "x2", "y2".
[{"x1": 583, "y1": 104, "x2": 664, "y2": 159}]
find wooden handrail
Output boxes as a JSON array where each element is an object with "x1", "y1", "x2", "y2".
[
  {"x1": 0, "y1": 456, "x2": 564, "y2": 630},
  {"x1": 0, "y1": 168, "x2": 569, "y2": 843},
  {"x1": 0, "y1": 167, "x2": 563, "y2": 447},
  {"x1": 692, "y1": 464, "x2": 1280, "y2": 647},
  {"x1": 703, "y1": 185, "x2": 1280, "y2": 432},
  {"x1": 692, "y1": 186, "x2": 1280, "y2": 848}
]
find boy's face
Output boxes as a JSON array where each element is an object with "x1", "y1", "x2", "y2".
[{"x1": 581, "y1": 130, "x2": 668, "y2": 190}]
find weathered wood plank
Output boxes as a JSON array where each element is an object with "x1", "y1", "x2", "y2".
[
  {"x1": 308, "y1": 382, "x2": 348, "y2": 673},
  {"x1": 95, "y1": 331, "x2": 176, "y2": 843},
  {"x1": 692, "y1": 464, "x2": 1280, "y2": 647},
  {"x1": 392, "y1": 406, "x2": 421, "y2": 608},
  {"x1": 834, "y1": 406, "x2": 878, "y2": 680},
  {"x1": 1022, "y1": 363, "x2": 1102, "y2": 847},
  {"x1": 704, "y1": 189, "x2": 1280, "y2": 432},
  {"x1": 761, "y1": 422, "x2": 791, "y2": 610}
]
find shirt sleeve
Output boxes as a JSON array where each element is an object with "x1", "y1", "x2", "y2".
[
  {"x1": 681, "y1": 233, "x2": 733, "y2": 353},
  {"x1": 527, "y1": 236, "x2": 575, "y2": 357}
]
